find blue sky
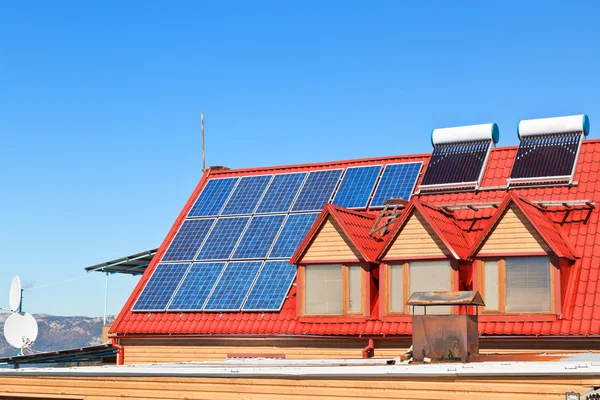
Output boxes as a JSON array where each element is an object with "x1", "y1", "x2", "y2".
[{"x1": 1, "y1": 1, "x2": 599, "y2": 316}]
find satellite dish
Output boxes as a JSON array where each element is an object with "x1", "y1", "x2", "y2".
[
  {"x1": 9, "y1": 276, "x2": 21, "y2": 312},
  {"x1": 4, "y1": 312, "x2": 38, "y2": 349}
]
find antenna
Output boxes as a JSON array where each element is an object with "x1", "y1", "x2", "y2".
[
  {"x1": 4, "y1": 312, "x2": 38, "y2": 350},
  {"x1": 9, "y1": 276, "x2": 21, "y2": 312},
  {"x1": 201, "y1": 110, "x2": 206, "y2": 172}
]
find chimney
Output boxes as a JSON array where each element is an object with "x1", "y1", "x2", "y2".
[{"x1": 407, "y1": 291, "x2": 484, "y2": 362}]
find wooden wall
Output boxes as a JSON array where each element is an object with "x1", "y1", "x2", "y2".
[
  {"x1": 302, "y1": 218, "x2": 361, "y2": 262},
  {"x1": 0, "y1": 374, "x2": 596, "y2": 400},
  {"x1": 120, "y1": 338, "x2": 410, "y2": 364},
  {"x1": 384, "y1": 212, "x2": 449, "y2": 259},
  {"x1": 479, "y1": 205, "x2": 550, "y2": 254}
]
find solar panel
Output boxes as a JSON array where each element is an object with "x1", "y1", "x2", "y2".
[
  {"x1": 291, "y1": 169, "x2": 343, "y2": 212},
  {"x1": 195, "y1": 217, "x2": 250, "y2": 261},
  {"x1": 132, "y1": 263, "x2": 189, "y2": 311},
  {"x1": 221, "y1": 175, "x2": 272, "y2": 215},
  {"x1": 242, "y1": 260, "x2": 296, "y2": 311},
  {"x1": 187, "y1": 178, "x2": 239, "y2": 217},
  {"x1": 332, "y1": 165, "x2": 382, "y2": 209},
  {"x1": 269, "y1": 213, "x2": 319, "y2": 258},
  {"x1": 161, "y1": 218, "x2": 216, "y2": 262},
  {"x1": 510, "y1": 132, "x2": 582, "y2": 181},
  {"x1": 167, "y1": 262, "x2": 226, "y2": 310},
  {"x1": 370, "y1": 162, "x2": 422, "y2": 207},
  {"x1": 232, "y1": 215, "x2": 286, "y2": 259},
  {"x1": 255, "y1": 172, "x2": 307, "y2": 213},
  {"x1": 203, "y1": 261, "x2": 263, "y2": 311},
  {"x1": 420, "y1": 141, "x2": 491, "y2": 187}
]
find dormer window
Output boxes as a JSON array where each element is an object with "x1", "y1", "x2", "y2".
[
  {"x1": 302, "y1": 264, "x2": 364, "y2": 316},
  {"x1": 481, "y1": 257, "x2": 553, "y2": 314}
]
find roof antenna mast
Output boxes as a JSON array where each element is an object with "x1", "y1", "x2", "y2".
[{"x1": 201, "y1": 111, "x2": 206, "y2": 172}]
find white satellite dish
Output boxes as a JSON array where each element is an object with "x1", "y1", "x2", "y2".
[
  {"x1": 4, "y1": 312, "x2": 38, "y2": 349},
  {"x1": 9, "y1": 276, "x2": 21, "y2": 312}
]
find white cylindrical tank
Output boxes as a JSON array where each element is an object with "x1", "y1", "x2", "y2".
[
  {"x1": 518, "y1": 114, "x2": 590, "y2": 138},
  {"x1": 431, "y1": 123, "x2": 499, "y2": 146}
]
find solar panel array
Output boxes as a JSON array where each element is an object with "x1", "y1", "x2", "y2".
[
  {"x1": 133, "y1": 161, "x2": 423, "y2": 312},
  {"x1": 421, "y1": 140, "x2": 491, "y2": 187},
  {"x1": 510, "y1": 132, "x2": 582, "y2": 181}
]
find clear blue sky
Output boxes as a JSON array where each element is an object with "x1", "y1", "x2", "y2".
[{"x1": 1, "y1": 1, "x2": 598, "y2": 317}]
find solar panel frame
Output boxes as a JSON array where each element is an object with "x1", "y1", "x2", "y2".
[
  {"x1": 166, "y1": 262, "x2": 227, "y2": 311},
  {"x1": 268, "y1": 213, "x2": 319, "y2": 259},
  {"x1": 332, "y1": 165, "x2": 383, "y2": 209},
  {"x1": 187, "y1": 177, "x2": 239, "y2": 217},
  {"x1": 232, "y1": 214, "x2": 287, "y2": 260},
  {"x1": 369, "y1": 162, "x2": 423, "y2": 208},
  {"x1": 161, "y1": 218, "x2": 216, "y2": 262},
  {"x1": 220, "y1": 175, "x2": 273, "y2": 216},
  {"x1": 242, "y1": 260, "x2": 297, "y2": 311},
  {"x1": 195, "y1": 216, "x2": 251, "y2": 261},
  {"x1": 203, "y1": 261, "x2": 264, "y2": 311},
  {"x1": 291, "y1": 168, "x2": 344, "y2": 212},
  {"x1": 132, "y1": 263, "x2": 190, "y2": 311},
  {"x1": 255, "y1": 172, "x2": 308, "y2": 214}
]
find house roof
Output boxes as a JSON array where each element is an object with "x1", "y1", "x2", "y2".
[
  {"x1": 290, "y1": 204, "x2": 383, "y2": 263},
  {"x1": 111, "y1": 139, "x2": 600, "y2": 338}
]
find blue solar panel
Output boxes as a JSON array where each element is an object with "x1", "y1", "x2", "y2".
[
  {"x1": 232, "y1": 215, "x2": 286, "y2": 259},
  {"x1": 188, "y1": 178, "x2": 239, "y2": 217},
  {"x1": 167, "y1": 262, "x2": 226, "y2": 310},
  {"x1": 269, "y1": 213, "x2": 319, "y2": 258},
  {"x1": 370, "y1": 162, "x2": 422, "y2": 207},
  {"x1": 195, "y1": 217, "x2": 250, "y2": 261},
  {"x1": 221, "y1": 175, "x2": 272, "y2": 215},
  {"x1": 161, "y1": 218, "x2": 216, "y2": 262},
  {"x1": 256, "y1": 172, "x2": 307, "y2": 213},
  {"x1": 132, "y1": 263, "x2": 189, "y2": 311},
  {"x1": 291, "y1": 169, "x2": 343, "y2": 212},
  {"x1": 203, "y1": 261, "x2": 263, "y2": 311},
  {"x1": 242, "y1": 261, "x2": 296, "y2": 311},
  {"x1": 332, "y1": 165, "x2": 382, "y2": 209}
]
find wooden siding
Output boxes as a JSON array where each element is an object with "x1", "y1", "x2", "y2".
[
  {"x1": 121, "y1": 338, "x2": 409, "y2": 364},
  {"x1": 384, "y1": 212, "x2": 449, "y2": 259},
  {"x1": 479, "y1": 205, "x2": 551, "y2": 255},
  {"x1": 0, "y1": 375, "x2": 597, "y2": 400},
  {"x1": 301, "y1": 217, "x2": 361, "y2": 262}
]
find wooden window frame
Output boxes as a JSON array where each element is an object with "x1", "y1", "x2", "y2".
[
  {"x1": 298, "y1": 263, "x2": 367, "y2": 317},
  {"x1": 477, "y1": 256, "x2": 559, "y2": 315},
  {"x1": 382, "y1": 259, "x2": 457, "y2": 316}
]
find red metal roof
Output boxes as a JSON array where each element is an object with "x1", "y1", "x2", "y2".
[
  {"x1": 112, "y1": 140, "x2": 600, "y2": 338},
  {"x1": 290, "y1": 204, "x2": 383, "y2": 263}
]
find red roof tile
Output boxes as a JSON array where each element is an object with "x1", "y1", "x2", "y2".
[{"x1": 112, "y1": 139, "x2": 600, "y2": 338}]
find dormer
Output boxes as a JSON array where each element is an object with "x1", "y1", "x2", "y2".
[
  {"x1": 290, "y1": 205, "x2": 382, "y2": 317},
  {"x1": 376, "y1": 199, "x2": 471, "y2": 315},
  {"x1": 469, "y1": 193, "x2": 577, "y2": 315}
]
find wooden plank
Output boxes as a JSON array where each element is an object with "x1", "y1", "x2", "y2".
[
  {"x1": 301, "y1": 218, "x2": 362, "y2": 262},
  {"x1": 384, "y1": 212, "x2": 449, "y2": 259}
]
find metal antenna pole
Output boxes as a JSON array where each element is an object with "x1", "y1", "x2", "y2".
[{"x1": 201, "y1": 111, "x2": 206, "y2": 172}]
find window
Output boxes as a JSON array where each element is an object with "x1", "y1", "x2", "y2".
[
  {"x1": 481, "y1": 257, "x2": 552, "y2": 314},
  {"x1": 303, "y1": 264, "x2": 363, "y2": 315},
  {"x1": 388, "y1": 261, "x2": 452, "y2": 315}
]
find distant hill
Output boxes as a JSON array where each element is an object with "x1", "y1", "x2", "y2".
[{"x1": 0, "y1": 314, "x2": 114, "y2": 358}]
